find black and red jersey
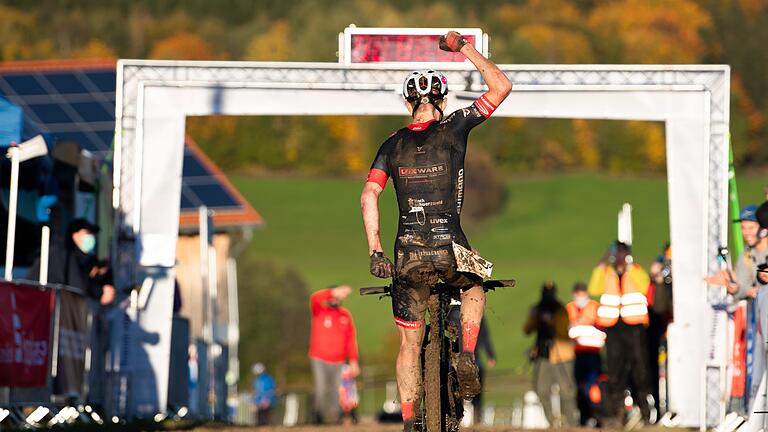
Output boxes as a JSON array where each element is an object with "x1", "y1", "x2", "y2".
[{"x1": 366, "y1": 94, "x2": 497, "y2": 251}]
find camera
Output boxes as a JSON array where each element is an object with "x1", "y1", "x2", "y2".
[{"x1": 660, "y1": 263, "x2": 673, "y2": 285}]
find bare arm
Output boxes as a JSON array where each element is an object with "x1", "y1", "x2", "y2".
[
  {"x1": 361, "y1": 182, "x2": 384, "y2": 255},
  {"x1": 460, "y1": 44, "x2": 512, "y2": 107}
]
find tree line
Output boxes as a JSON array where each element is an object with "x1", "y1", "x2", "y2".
[{"x1": 3, "y1": 0, "x2": 766, "y2": 173}]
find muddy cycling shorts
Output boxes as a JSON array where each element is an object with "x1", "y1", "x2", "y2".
[{"x1": 391, "y1": 244, "x2": 482, "y2": 329}]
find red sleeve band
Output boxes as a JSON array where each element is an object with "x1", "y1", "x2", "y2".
[
  {"x1": 474, "y1": 94, "x2": 498, "y2": 119},
  {"x1": 366, "y1": 168, "x2": 388, "y2": 189}
]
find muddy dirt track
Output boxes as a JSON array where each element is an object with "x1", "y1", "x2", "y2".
[{"x1": 192, "y1": 424, "x2": 668, "y2": 432}]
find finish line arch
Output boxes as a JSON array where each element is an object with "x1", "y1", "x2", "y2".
[{"x1": 114, "y1": 61, "x2": 730, "y2": 426}]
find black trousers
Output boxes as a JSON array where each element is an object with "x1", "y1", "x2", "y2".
[
  {"x1": 604, "y1": 321, "x2": 651, "y2": 421},
  {"x1": 574, "y1": 351, "x2": 602, "y2": 424}
]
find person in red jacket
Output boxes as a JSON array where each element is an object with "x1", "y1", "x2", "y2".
[{"x1": 309, "y1": 285, "x2": 360, "y2": 424}]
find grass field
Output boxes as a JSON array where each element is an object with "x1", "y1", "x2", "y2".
[{"x1": 231, "y1": 172, "x2": 768, "y2": 378}]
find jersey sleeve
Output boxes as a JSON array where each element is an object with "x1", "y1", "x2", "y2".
[
  {"x1": 443, "y1": 93, "x2": 499, "y2": 134},
  {"x1": 366, "y1": 138, "x2": 393, "y2": 189}
]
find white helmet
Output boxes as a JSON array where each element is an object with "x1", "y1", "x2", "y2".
[{"x1": 402, "y1": 69, "x2": 448, "y2": 103}]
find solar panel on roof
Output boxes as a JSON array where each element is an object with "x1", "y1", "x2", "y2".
[
  {"x1": 69, "y1": 102, "x2": 113, "y2": 122},
  {"x1": 0, "y1": 61, "x2": 260, "y2": 226},
  {"x1": 1, "y1": 75, "x2": 46, "y2": 95},
  {"x1": 182, "y1": 152, "x2": 211, "y2": 177},
  {"x1": 43, "y1": 73, "x2": 90, "y2": 94},
  {"x1": 187, "y1": 184, "x2": 239, "y2": 208}
]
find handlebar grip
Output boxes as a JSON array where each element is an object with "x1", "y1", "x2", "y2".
[
  {"x1": 360, "y1": 286, "x2": 391, "y2": 296},
  {"x1": 482, "y1": 279, "x2": 516, "y2": 290}
]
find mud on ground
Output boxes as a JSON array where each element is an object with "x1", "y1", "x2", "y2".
[{"x1": 192, "y1": 423, "x2": 669, "y2": 432}]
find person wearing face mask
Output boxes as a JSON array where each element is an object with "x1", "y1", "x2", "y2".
[
  {"x1": 566, "y1": 282, "x2": 605, "y2": 426},
  {"x1": 308, "y1": 284, "x2": 360, "y2": 424},
  {"x1": 588, "y1": 241, "x2": 652, "y2": 428},
  {"x1": 26, "y1": 218, "x2": 115, "y2": 305},
  {"x1": 523, "y1": 281, "x2": 578, "y2": 427}
]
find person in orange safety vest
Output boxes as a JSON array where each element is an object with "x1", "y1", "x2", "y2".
[
  {"x1": 566, "y1": 282, "x2": 605, "y2": 426},
  {"x1": 588, "y1": 241, "x2": 653, "y2": 427}
]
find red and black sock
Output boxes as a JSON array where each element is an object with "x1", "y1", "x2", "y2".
[{"x1": 462, "y1": 322, "x2": 480, "y2": 353}]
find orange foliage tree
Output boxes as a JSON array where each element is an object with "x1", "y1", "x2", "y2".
[
  {"x1": 149, "y1": 31, "x2": 215, "y2": 60},
  {"x1": 589, "y1": 0, "x2": 712, "y2": 63}
]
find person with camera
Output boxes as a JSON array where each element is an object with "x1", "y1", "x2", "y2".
[
  {"x1": 588, "y1": 241, "x2": 653, "y2": 428},
  {"x1": 523, "y1": 281, "x2": 577, "y2": 427},
  {"x1": 647, "y1": 243, "x2": 673, "y2": 415},
  {"x1": 749, "y1": 202, "x2": 768, "y2": 410},
  {"x1": 704, "y1": 204, "x2": 768, "y2": 411},
  {"x1": 730, "y1": 205, "x2": 768, "y2": 301}
]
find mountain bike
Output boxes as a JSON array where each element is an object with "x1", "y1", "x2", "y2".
[{"x1": 361, "y1": 278, "x2": 515, "y2": 432}]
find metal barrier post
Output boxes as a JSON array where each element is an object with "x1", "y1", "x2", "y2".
[
  {"x1": 3, "y1": 146, "x2": 19, "y2": 281},
  {"x1": 39, "y1": 226, "x2": 50, "y2": 286}
]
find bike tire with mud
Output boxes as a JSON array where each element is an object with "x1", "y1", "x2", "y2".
[{"x1": 424, "y1": 292, "x2": 442, "y2": 432}]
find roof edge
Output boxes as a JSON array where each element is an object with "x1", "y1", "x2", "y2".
[{"x1": 0, "y1": 58, "x2": 117, "y2": 73}]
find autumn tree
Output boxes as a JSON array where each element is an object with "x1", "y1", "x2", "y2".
[
  {"x1": 149, "y1": 31, "x2": 215, "y2": 60},
  {"x1": 588, "y1": 0, "x2": 712, "y2": 63}
]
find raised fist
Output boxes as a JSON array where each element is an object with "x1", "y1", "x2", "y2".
[{"x1": 439, "y1": 31, "x2": 468, "y2": 53}]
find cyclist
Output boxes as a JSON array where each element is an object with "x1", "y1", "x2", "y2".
[{"x1": 360, "y1": 31, "x2": 512, "y2": 431}]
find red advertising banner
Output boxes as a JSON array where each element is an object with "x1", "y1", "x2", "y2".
[
  {"x1": 731, "y1": 303, "x2": 747, "y2": 398},
  {"x1": 0, "y1": 282, "x2": 54, "y2": 387}
]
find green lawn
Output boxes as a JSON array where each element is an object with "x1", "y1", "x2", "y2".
[{"x1": 231, "y1": 172, "x2": 768, "y2": 377}]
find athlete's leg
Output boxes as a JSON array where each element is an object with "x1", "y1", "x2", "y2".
[
  {"x1": 460, "y1": 284, "x2": 485, "y2": 352},
  {"x1": 454, "y1": 282, "x2": 485, "y2": 399},
  {"x1": 396, "y1": 324, "x2": 426, "y2": 425},
  {"x1": 390, "y1": 264, "x2": 430, "y2": 429}
]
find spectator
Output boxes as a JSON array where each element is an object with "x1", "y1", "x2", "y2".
[
  {"x1": 338, "y1": 364, "x2": 359, "y2": 426},
  {"x1": 731, "y1": 206, "x2": 768, "y2": 300},
  {"x1": 706, "y1": 205, "x2": 768, "y2": 411},
  {"x1": 565, "y1": 282, "x2": 604, "y2": 426},
  {"x1": 251, "y1": 362, "x2": 276, "y2": 426},
  {"x1": 752, "y1": 202, "x2": 768, "y2": 410},
  {"x1": 648, "y1": 244, "x2": 673, "y2": 415},
  {"x1": 523, "y1": 281, "x2": 577, "y2": 427},
  {"x1": 448, "y1": 307, "x2": 496, "y2": 424},
  {"x1": 588, "y1": 241, "x2": 652, "y2": 427},
  {"x1": 309, "y1": 284, "x2": 360, "y2": 424},
  {"x1": 26, "y1": 218, "x2": 115, "y2": 305}
]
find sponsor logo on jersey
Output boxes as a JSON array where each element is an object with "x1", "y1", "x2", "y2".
[
  {"x1": 432, "y1": 234, "x2": 453, "y2": 240},
  {"x1": 399, "y1": 164, "x2": 446, "y2": 178},
  {"x1": 456, "y1": 168, "x2": 464, "y2": 214},
  {"x1": 408, "y1": 198, "x2": 444, "y2": 208},
  {"x1": 431, "y1": 226, "x2": 450, "y2": 233},
  {"x1": 409, "y1": 249, "x2": 450, "y2": 260},
  {"x1": 429, "y1": 218, "x2": 448, "y2": 224}
]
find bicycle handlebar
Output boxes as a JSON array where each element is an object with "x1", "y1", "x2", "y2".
[
  {"x1": 359, "y1": 279, "x2": 516, "y2": 296},
  {"x1": 360, "y1": 285, "x2": 391, "y2": 296},
  {"x1": 482, "y1": 279, "x2": 516, "y2": 290}
]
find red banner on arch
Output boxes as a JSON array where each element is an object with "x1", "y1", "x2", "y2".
[{"x1": 0, "y1": 282, "x2": 54, "y2": 387}]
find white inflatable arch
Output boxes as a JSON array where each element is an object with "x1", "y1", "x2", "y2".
[{"x1": 114, "y1": 61, "x2": 730, "y2": 426}]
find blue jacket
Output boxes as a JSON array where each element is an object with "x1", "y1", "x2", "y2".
[{"x1": 253, "y1": 373, "x2": 276, "y2": 407}]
